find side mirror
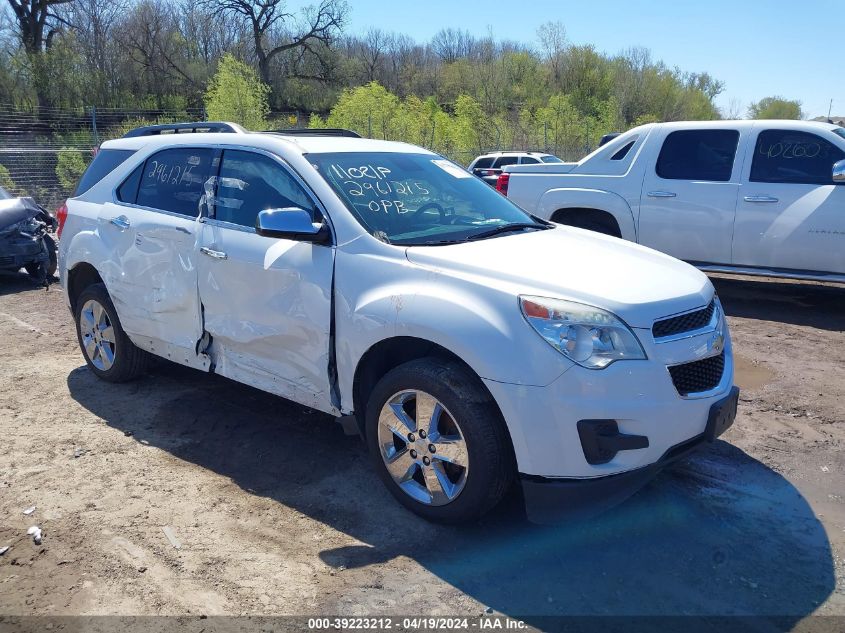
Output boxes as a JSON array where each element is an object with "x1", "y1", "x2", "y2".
[
  {"x1": 255, "y1": 207, "x2": 330, "y2": 243},
  {"x1": 833, "y1": 159, "x2": 845, "y2": 184}
]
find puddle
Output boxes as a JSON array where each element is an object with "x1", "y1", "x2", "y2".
[{"x1": 734, "y1": 353, "x2": 775, "y2": 391}]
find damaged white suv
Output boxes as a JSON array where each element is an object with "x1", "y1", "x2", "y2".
[{"x1": 58, "y1": 122, "x2": 738, "y2": 524}]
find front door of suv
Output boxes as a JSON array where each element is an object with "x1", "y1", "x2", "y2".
[
  {"x1": 102, "y1": 146, "x2": 214, "y2": 359},
  {"x1": 733, "y1": 126, "x2": 845, "y2": 274},
  {"x1": 197, "y1": 149, "x2": 336, "y2": 411}
]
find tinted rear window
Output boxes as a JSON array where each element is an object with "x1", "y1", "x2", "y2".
[
  {"x1": 541, "y1": 156, "x2": 563, "y2": 163},
  {"x1": 472, "y1": 157, "x2": 494, "y2": 169},
  {"x1": 656, "y1": 130, "x2": 739, "y2": 182},
  {"x1": 74, "y1": 149, "x2": 135, "y2": 196}
]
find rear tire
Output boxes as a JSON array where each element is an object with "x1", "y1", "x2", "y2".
[
  {"x1": 365, "y1": 358, "x2": 515, "y2": 523},
  {"x1": 74, "y1": 283, "x2": 152, "y2": 382}
]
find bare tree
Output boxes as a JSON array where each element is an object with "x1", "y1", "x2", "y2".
[
  {"x1": 5, "y1": 0, "x2": 73, "y2": 53},
  {"x1": 536, "y1": 20, "x2": 566, "y2": 85},
  {"x1": 5, "y1": 0, "x2": 74, "y2": 107},
  {"x1": 198, "y1": 0, "x2": 347, "y2": 88}
]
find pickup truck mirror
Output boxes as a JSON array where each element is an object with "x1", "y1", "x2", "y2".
[
  {"x1": 255, "y1": 207, "x2": 330, "y2": 243},
  {"x1": 833, "y1": 160, "x2": 845, "y2": 184}
]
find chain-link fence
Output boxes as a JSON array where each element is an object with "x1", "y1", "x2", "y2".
[{"x1": 0, "y1": 105, "x2": 594, "y2": 211}]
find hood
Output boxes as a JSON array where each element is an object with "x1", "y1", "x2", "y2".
[
  {"x1": 405, "y1": 226, "x2": 713, "y2": 328},
  {"x1": 0, "y1": 197, "x2": 52, "y2": 231}
]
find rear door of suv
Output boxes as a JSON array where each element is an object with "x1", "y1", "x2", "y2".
[
  {"x1": 102, "y1": 146, "x2": 215, "y2": 362},
  {"x1": 196, "y1": 148, "x2": 336, "y2": 410}
]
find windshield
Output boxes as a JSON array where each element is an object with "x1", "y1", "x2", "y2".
[
  {"x1": 308, "y1": 152, "x2": 544, "y2": 245},
  {"x1": 541, "y1": 155, "x2": 564, "y2": 163}
]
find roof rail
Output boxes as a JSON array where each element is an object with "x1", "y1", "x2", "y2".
[
  {"x1": 122, "y1": 122, "x2": 245, "y2": 138},
  {"x1": 267, "y1": 128, "x2": 362, "y2": 138}
]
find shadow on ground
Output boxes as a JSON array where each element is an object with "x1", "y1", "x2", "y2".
[
  {"x1": 67, "y1": 360, "x2": 835, "y2": 624},
  {"x1": 0, "y1": 270, "x2": 56, "y2": 296},
  {"x1": 711, "y1": 275, "x2": 845, "y2": 331}
]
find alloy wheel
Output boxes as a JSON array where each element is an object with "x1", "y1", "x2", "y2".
[
  {"x1": 79, "y1": 299, "x2": 116, "y2": 371},
  {"x1": 377, "y1": 390, "x2": 469, "y2": 506}
]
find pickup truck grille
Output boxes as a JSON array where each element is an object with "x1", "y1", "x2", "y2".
[
  {"x1": 668, "y1": 352, "x2": 725, "y2": 396},
  {"x1": 653, "y1": 300, "x2": 716, "y2": 339}
]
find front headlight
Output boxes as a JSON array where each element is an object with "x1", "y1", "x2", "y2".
[{"x1": 519, "y1": 295, "x2": 646, "y2": 369}]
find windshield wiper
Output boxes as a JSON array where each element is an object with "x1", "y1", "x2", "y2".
[{"x1": 467, "y1": 223, "x2": 549, "y2": 241}]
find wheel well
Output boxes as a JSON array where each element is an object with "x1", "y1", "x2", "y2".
[
  {"x1": 551, "y1": 207, "x2": 621, "y2": 237},
  {"x1": 67, "y1": 263, "x2": 103, "y2": 311},
  {"x1": 352, "y1": 337, "x2": 498, "y2": 437}
]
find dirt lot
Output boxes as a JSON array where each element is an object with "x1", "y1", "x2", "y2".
[{"x1": 0, "y1": 271, "x2": 843, "y2": 624}]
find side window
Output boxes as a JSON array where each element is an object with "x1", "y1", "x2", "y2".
[
  {"x1": 136, "y1": 148, "x2": 215, "y2": 216},
  {"x1": 116, "y1": 164, "x2": 143, "y2": 204},
  {"x1": 493, "y1": 156, "x2": 519, "y2": 169},
  {"x1": 472, "y1": 157, "x2": 494, "y2": 170},
  {"x1": 750, "y1": 129, "x2": 845, "y2": 185},
  {"x1": 520, "y1": 156, "x2": 540, "y2": 164},
  {"x1": 656, "y1": 130, "x2": 739, "y2": 182},
  {"x1": 215, "y1": 150, "x2": 317, "y2": 229}
]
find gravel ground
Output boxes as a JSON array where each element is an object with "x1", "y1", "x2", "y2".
[{"x1": 0, "y1": 271, "x2": 843, "y2": 624}]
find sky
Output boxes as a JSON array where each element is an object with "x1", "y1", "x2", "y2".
[{"x1": 344, "y1": 0, "x2": 844, "y2": 119}]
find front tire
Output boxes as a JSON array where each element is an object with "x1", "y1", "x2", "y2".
[
  {"x1": 74, "y1": 283, "x2": 151, "y2": 382},
  {"x1": 365, "y1": 358, "x2": 515, "y2": 523}
]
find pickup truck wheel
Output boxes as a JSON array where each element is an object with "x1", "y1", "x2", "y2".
[
  {"x1": 74, "y1": 283, "x2": 151, "y2": 382},
  {"x1": 365, "y1": 359, "x2": 515, "y2": 523}
]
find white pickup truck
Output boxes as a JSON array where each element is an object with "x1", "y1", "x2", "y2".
[{"x1": 502, "y1": 120, "x2": 845, "y2": 282}]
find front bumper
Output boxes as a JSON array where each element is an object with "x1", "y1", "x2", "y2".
[{"x1": 520, "y1": 386, "x2": 738, "y2": 524}]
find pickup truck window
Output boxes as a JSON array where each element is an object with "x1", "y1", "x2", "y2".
[
  {"x1": 309, "y1": 152, "x2": 544, "y2": 245},
  {"x1": 611, "y1": 140, "x2": 636, "y2": 161},
  {"x1": 750, "y1": 129, "x2": 845, "y2": 185},
  {"x1": 136, "y1": 147, "x2": 215, "y2": 217},
  {"x1": 214, "y1": 150, "x2": 317, "y2": 228},
  {"x1": 656, "y1": 130, "x2": 739, "y2": 182}
]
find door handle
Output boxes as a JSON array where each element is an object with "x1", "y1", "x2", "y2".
[
  {"x1": 109, "y1": 215, "x2": 130, "y2": 230},
  {"x1": 647, "y1": 191, "x2": 677, "y2": 198},
  {"x1": 743, "y1": 196, "x2": 779, "y2": 203},
  {"x1": 200, "y1": 246, "x2": 228, "y2": 260}
]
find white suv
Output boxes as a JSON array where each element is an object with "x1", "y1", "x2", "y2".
[{"x1": 58, "y1": 123, "x2": 738, "y2": 524}]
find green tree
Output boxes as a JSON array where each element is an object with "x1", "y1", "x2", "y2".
[
  {"x1": 748, "y1": 97, "x2": 803, "y2": 120},
  {"x1": 204, "y1": 54, "x2": 271, "y2": 130},
  {"x1": 55, "y1": 150, "x2": 89, "y2": 195},
  {"x1": 0, "y1": 164, "x2": 19, "y2": 194}
]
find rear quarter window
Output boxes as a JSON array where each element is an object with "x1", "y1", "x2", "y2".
[
  {"x1": 74, "y1": 149, "x2": 135, "y2": 196},
  {"x1": 472, "y1": 157, "x2": 494, "y2": 170}
]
